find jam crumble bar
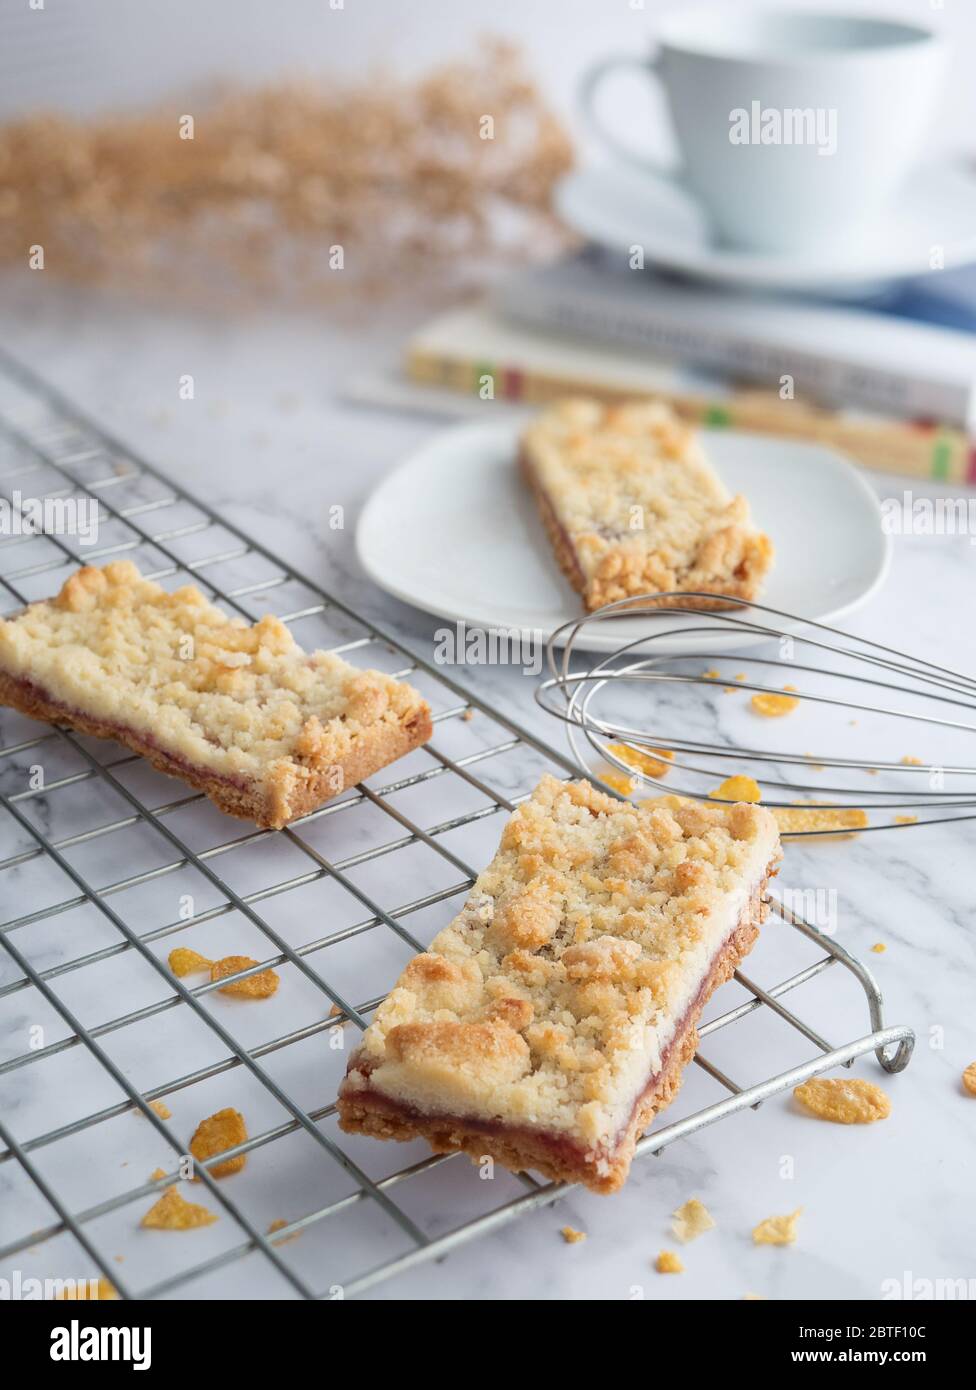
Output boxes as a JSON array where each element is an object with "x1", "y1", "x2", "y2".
[
  {"x1": 338, "y1": 775, "x2": 781, "y2": 1193},
  {"x1": 520, "y1": 398, "x2": 773, "y2": 611},
  {"x1": 0, "y1": 562, "x2": 432, "y2": 828}
]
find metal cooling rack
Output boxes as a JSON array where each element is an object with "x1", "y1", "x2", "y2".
[{"x1": 0, "y1": 350, "x2": 914, "y2": 1300}]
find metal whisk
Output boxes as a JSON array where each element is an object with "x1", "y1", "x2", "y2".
[{"x1": 535, "y1": 593, "x2": 976, "y2": 836}]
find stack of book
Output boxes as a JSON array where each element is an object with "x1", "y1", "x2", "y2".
[{"x1": 401, "y1": 251, "x2": 976, "y2": 485}]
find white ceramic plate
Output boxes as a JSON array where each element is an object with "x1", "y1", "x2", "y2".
[
  {"x1": 555, "y1": 161, "x2": 976, "y2": 294},
  {"x1": 356, "y1": 421, "x2": 890, "y2": 655}
]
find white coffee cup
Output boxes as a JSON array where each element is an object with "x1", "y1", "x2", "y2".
[{"x1": 580, "y1": 6, "x2": 946, "y2": 253}]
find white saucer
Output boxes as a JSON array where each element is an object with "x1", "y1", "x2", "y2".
[
  {"x1": 356, "y1": 421, "x2": 890, "y2": 656},
  {"x1": 555, "y1": 160, "x2": 976, "y2": 294}
]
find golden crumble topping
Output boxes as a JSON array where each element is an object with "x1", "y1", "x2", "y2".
[
  {"x1": 0, "y1": 561, "x2": 430, "y2": 827},
  {"x1": 521, "y1": 399, "x2": 773, "y2": 610},
  {"x1": 342, "y1": 776, "x2": 780, "y2": 1155}
]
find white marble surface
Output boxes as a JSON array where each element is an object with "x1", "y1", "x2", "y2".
[{"x1": 0, "y1": 277, "x2": 974, "y2": 1302}]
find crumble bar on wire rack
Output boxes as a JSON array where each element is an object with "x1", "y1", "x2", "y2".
[
  {"x1": 0, "y1": 560, "x2": 432, "y2": 828},
  {"x1": 338, "y1": 774, "x2": 781, "y2": 1193}
]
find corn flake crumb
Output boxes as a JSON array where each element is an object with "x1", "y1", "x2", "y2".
[
  {"x1": 702, "y1": 669, "x2": 721, "y2": 679},
  {"x1": 709, "y1": 775, "x2": 761, "y2": 804},
  {"x1": 606, "y1": 742, "x2": 673, "y2": 780},
  {"x1": 773, "y1": 804, "x2": 868, "y2": 836},
  {"x1": 753, "y1": 1208, "x2": 802, "y2": 1246},
  {"x1": 794, "y1": 1077, "x2": 891, "y2": 1124},
  {"x1": 751, "y1": 689, "x2": 800, "y2": 718},
  {"x1": 461, "y1": 708, "x2": 474, "y2": 722},
  {"x1": 560, "y1": 1225, "x2": 586, "y2": 1244},
  {"x1": 743, "y1": 1293, "x2": 767, "y2": 1301},
  {"x1": 894, "y1": 815, "x2": 918, "y2": 825},
  {"x1": 655, "y1": 1250, "x2": 684, "y2": 1273},
  {"x1": 168, "y1": 947, "x2": 212, "y2": 977},
  {"x1": 189, "y1": 1107, "x2": 248, "y2": 1178},
  {"x1": 962, "y1": 1063, "x2": 976, "y2": 1096},
  {"x1": 871, "y1": 943, "x2": 886, "y2": 954},
  {"x1": 149, "y1": 1168, "x2": 167, "y2": 1182},
  {"x1": 141, "y1": 1186, "x2": 217, "y2": 1230},
  {"x1": 900, "y1": 755, "x2": 924, "y2": 766},
  {"x1": 600, "y1": 770, "x2": 636, "y2": 797},
  {"x1": 268, "y1": 1218, "x2": 300, "y2": 1246},
  {"x1": 148, "y1": 1099, "x2": 172, "y2": 1120},
  {"x1": 211, "y1": 954, "x2": 280, "y2": 999},
  {"x1": 671, "y1": 1197, "x2": 716, "y2": 1243}
]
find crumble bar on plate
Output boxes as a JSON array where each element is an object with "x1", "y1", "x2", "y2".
[
  {"x1": 0, "y1": 561, "x2": 432, "y2": 828},
  {"x1": 520, "y1": 398, "x2": 773, "y2": 611},
  {"x1": 338, "y1": 775, "x2": 781, "y2": 1193}
]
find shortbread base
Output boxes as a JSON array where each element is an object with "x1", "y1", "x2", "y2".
[
  {"x1": 0, "y1": 672, "x2": 432, "y2": 830},
  {"x1": 338, "y1": 863, "x2": 774, "y2": 1193}
]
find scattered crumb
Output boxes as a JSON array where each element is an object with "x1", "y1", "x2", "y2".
[
  {"x1": 671, "y1": 1197, "x2": 715, "y2": 1243},
  {"x1": 114, "y1": 1255, "x2": 124, "y2": 1264},
  {"x1": 141, "y1": 1186, "x2": 217, "y2": 1230},
  {"x1": 211, "y1": 954, "x2": 280, "y2": 999},
  {"x1": 168, "y1": 947, "x2": 212, "y2": 977},
  {"x1": 773, "y1": 804, "x2": 868, "y2": 836},
  {"x1": 702, "y1": 669, "x2": 721, "y2": 679},
  {"x1": 900, "y1": 755, "x2": 924, "y2": 765},
  {"x1": 962, "y1": 1063, "x2": 976, "y2": 1096},
  {"x1": 655, "y1": 1250, "x2": 684, "y2": 1273},
  {"x1": 600, "y1": 770, "x2": 636, "y2": 797},
  {"x1": 793, "y1": 1077, "x2": 890, "y2": 1124},
  {"x1": 866, "y1": 768, "x2": 878, "y2": 776},
  {"x1": 751, "y1": 688, "x2": 800, "y2": 717},
  {"x1": 849, "y1": 720, "x2": 858, "y2": 726},
  {"x1": 709, "y1": 774, "x2": 761, "y2": 803},
  {"x1": 803, "y1": 753, "x2": 825, "y2": 770},
  {"x1": 189, "y1": 1108, "x2": 248, "y2": 1178},
  {"x1": 149, "y1": 1168, "x2": 167, "y2": 1182},
  {"x1": 894, "y1": 815, "x2": 918, "y2": 825},
  {"x1": 753, "y1": 1208, "x2": 802, "y2": 1246},
  {"x1": 461, "y1": 708, "x2": 474, "y2": 722},
  {"x1": 56, "y1": 1277, "x2": 118, "y2": 1300},
  {"x1": 148, "y1": 1099, "x2": 172, "y2": 1120},
  {"x1": 871, "y1": 942, "x2": 886, "y2": 954},
  {"x1": 743, "y1": 1292, "x2": 767, "y2": 1300},
  {"x1": 268, "y1": 1218, "x2": 300, "y2": 1246},
  {"x1": 733, "y1": 673, "x2": 746, "y2": 681},
  {"x1": 328, "y1": 1002, "x2": 348, "y2": 1024},
  {"x1": 560, "y1": 1225, "x2": 586, "y2": 1245},
  {"x1": 606, "y1": 742, "x2": 673, "y2": 780}
]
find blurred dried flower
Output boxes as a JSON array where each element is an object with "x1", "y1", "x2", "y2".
[{"x1": 0, "y1": 39, "x2": 574, "y2": 304}]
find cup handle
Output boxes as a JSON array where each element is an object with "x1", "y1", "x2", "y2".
[{"x1": 579, "y1": 52, "x2": 684, "y2": 188}]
